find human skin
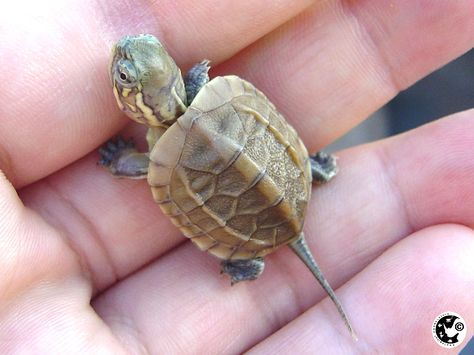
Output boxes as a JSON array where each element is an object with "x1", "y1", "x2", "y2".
[{"x1": 0, "y1": 0, "x2": 473, "y2": 353}]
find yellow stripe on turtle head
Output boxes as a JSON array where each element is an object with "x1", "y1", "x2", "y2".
[
  {"x1": 135, "y1": 91, "x2": 160, "y2": 126},
  {"x1": 113, "y1": 85, "x2": 124, "y2": 110}
]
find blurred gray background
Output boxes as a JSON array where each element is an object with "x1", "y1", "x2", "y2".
[
  {"x1": 328, "y1": 49, "x2": 473, "y2": 151},
  {"x1": 329, "y1": 49, "x2": 473, "y2": 353}
]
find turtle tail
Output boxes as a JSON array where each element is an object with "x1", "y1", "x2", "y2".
[{"x1": 289, "y1": 234, "x2": 357, "y2": 340}]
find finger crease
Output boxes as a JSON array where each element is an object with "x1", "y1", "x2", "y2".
[
  {"x1": 42, "y1": 178, "x2": 119, "y2": 291},
  {"x1": 374, "y1": 144, "x2": 415, "y2": 236},
  {"x1": 340, "y1": 0, "x2": 403, "y2": 94},
  {"x1": 0, "y1": 141, "x2": 17, "y2": 187}
]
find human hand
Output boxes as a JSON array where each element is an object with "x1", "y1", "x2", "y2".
[{"x1": 1, "y1": 1, "x2": 473, "y2": 353}]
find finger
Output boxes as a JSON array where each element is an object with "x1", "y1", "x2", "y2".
[
  {"x1": 0, "y1": 172, "x2": 125, "y2": 353},
  {"x1": 0, "y1": 170, "x2": 70, "y2": 300},
  {"x1": 1, "y1": 0, "x2": 311, "y2": 187},
  {"x1": 20, "y1": 107, "x2": 474, "y2": 295},
  {"x1": 87, "y1": 110, "x2": 474, "y2": 353},
  {"x1": 20, "y1": 151, "x2": 177, "y2": 292},
  {"x1": 247, "y1": 225, "x2": 474, "y2": 353},
  {"x1": 92, "y1": 225, "x2": 474, "y2": 353},
  {"x1": 302, "y1": 108, "x2": 474, "y2": 289},
  {"x1": 215, "y1": 0, "x2": 474, "y2": 150}
]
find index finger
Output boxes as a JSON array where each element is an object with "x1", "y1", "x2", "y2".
[
  {"x1": 0, "y1": 0, "x2": 311, "y2": 187},
  {"x1": 215, "y1": 0, "x2": 474, "y2": 150}
]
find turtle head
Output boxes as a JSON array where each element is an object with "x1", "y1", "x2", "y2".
[{"x1": 109, "y1": 34, "x2": 187, "y2": 127}]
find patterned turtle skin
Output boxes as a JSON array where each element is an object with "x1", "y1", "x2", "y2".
[{"x1": 100, "y1": 34, "x2": 355, "y2": 338}]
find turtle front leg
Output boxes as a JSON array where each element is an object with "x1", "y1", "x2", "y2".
[
  {"x1": 221, "y1": 258, "x2": 265, "y2": 285},
  {"x1": 310, "y1": 151, "x2": 338, "y2": 184},
  {"x1": 184, "y1": 60, "x2": 210, "y2": 104},
  {"x1": 99, "y1": 137, "x2": 149, "y2": 179}
]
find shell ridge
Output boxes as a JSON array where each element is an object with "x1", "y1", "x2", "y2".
[
  {"x1": 170, "y1": 201, "x2": 224, "y2": 245},
  {"x1": 175, "y1": 110, "x2": 248, "y2": 219},
  {"x1": 173, "y1": 112, "x2": 220, "y2": 211},
  {"x1": 212, "y1": 137, "x2": 245, "y2": 175},
  {"x1": 229, "y1": 244, "x2": 258, "y2": 260},
  {"x1": 177, "y1": 108, "x2": 202, "y2": 132},
  {"x1": 224, "y1": 78, "x2": 306, "y2": 172},
  {"x1": 193, "y1": 238, "x2": 218, "y2": 251},
  {"x1": 233, "y1": 99, "x2": 307, "y2": 174},
  {"x1": 208, "y1": 102, "x2": 247, "y2": 177},
  {"x1": 208, "y1": 79, "x2": 232, "y2": 103},
  {"x1": 159, "y1": 76, "x2": 310, "y2": 261},
  {"x1": 246, "y1": 165, "x2": 267, "y2": 192},
  {"x1": 223, "y1": 76, "x2": 235, "y2": 95}
]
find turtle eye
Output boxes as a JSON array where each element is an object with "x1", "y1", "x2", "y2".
[{"x1": 115, "y1": 59, "x2": 138, "y2": 86}]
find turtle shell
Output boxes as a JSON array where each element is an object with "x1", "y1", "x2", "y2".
[{"x1": 148, "y1": 76, "x2": 312, "y2": 260}]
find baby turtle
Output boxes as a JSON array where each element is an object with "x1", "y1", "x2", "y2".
[{"x1": 100, "y1": 34, "x2": 355, "y2": 337}]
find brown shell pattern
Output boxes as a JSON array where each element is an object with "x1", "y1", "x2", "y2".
[{"x1": 148, "y1": 76, "x2": 312, "y2": 260}]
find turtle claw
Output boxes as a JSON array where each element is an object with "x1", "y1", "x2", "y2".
[
  {"x1": 98, "y1": 136, "x2": 135, "y2": 167},
  {"x1": 184, "y1": 60, "x2": 210, "y2": 104},
  {"x1": 221, "y1": 258, "x2": 265, "y2": 285},
  {"x1": 98, "y1": 137, "x2": 148, "y2": 179},
  {"x1": 310, "y1": 151, "x2": 338, "y2": 184}
]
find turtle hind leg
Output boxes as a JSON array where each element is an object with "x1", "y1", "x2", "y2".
[
  {"x1": 99, "y1": 136, "x2": 149, "y2": 179},
  {"x1": 289, "y1": 234, "x2": 357, "y2": 340},
  {"x1": 184, "y1": 60, "x2": 210, "y2": 104},
  {"x1": 310, "y1": 151, "x2": 338, "y2": 184},
  {"x1": 221, "y1": 258, "x2": 265, "y2": 285}
]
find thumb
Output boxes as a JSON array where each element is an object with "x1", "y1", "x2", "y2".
[{"x1": 0, "y1": 170, "x2": 86, "y2": 303}]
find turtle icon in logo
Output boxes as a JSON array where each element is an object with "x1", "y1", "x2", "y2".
[{"x1": 432, "y1": 312, "x2": 467, "y2": 348}]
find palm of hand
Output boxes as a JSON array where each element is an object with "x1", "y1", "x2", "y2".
[{"x1": 1, "y1": 1, "x2": 473, "y2": 353}]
